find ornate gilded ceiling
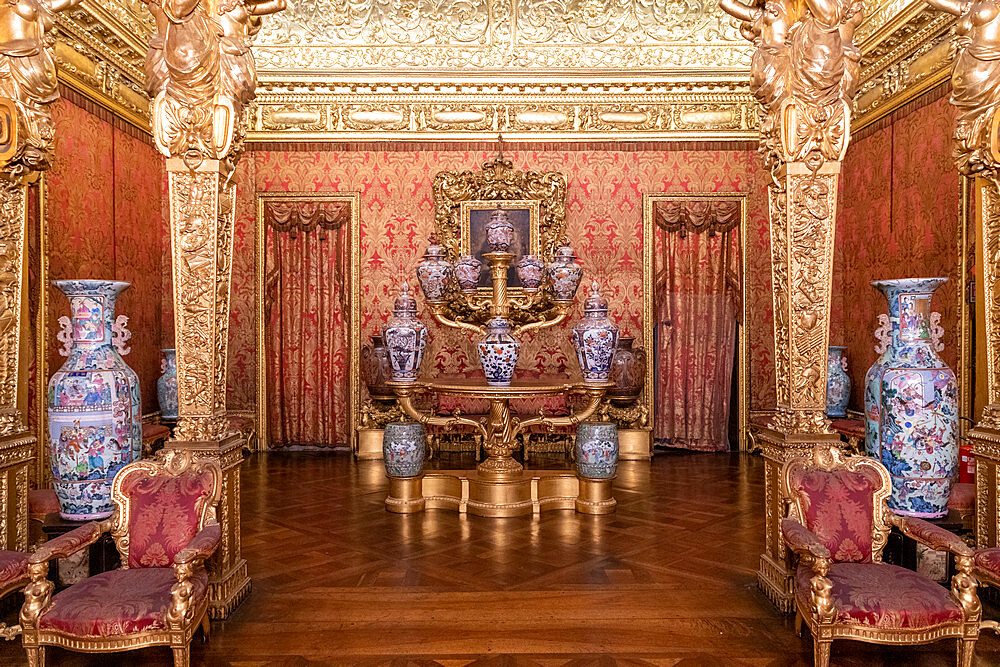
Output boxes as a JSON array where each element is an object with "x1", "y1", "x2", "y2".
[{"x1": 59, "y1": 0, "x2": 956, "y2": 141}]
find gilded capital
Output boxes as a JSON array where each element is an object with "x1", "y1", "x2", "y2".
[{"x1": 146, "y1": 0, "x2": 285, "y2": 166}]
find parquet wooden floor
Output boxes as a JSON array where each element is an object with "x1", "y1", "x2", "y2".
[{"x1": 2, "y1": 450, "x2": 1000, "y2": 665}]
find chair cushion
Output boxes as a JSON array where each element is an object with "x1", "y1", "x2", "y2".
[
  {"x1": 948, "y1": 483, "x2": 975, "y2": 513},
  {"x1": 28, "y1": 489, "x2": 60, "y2": 520},
  {"x1": 787, "y1": 465, "x2": 883, "y2": 562},
  {"x1": 39, "y1": 567, "x2": 208, "y2": 637},
  {"x1": 0, "y1": 550, "x2": 28, "y2": 589},
  {"x1": 121, "y1": 469, "x2": 216, "y2": 568},
  {"x1": 975, "y1": 547, "x2": 1000, "y2": 578},
  {"x1": 795, "y1": 562, "x2": 963, "y2": 629}
]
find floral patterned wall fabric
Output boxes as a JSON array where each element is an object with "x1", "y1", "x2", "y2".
[
  {"x1": 45, "y1": 98, "x2": 167, "y2": 415},
  {"x1": 226, "y1": 146, "x2": 779, "y2": 416},
  {"x1": 835, "y1": 93, "x2": 963, "y2": 412}
]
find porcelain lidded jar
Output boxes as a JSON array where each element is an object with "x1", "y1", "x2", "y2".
[
  {"x1": 157, "y1": 348, "x2": 178, "y2": 420},
  {"x1": 478, "y1": 317, "x2": 520, "y2": 386},
  {"x1": 572, "y1": 282, "x2": 619, "y2": 383},
  {"x1": 515, "y1": 255, "x2": 545, "y2": 290},
  {"x1": 548, "y1": 240, "x2": 583, "y2": 301},
  {"x1": 382, "y1": 422, "x2": 426, "y2": 478},
  {"x1": 361, "y1": 335, "x2": 394, "y2": 401},
  {"x1": 415, "y1": 236, "x2": 453, "y2": 302},
  {"x1": 607, "y1": 336, "x2": 647, "y2": 407},
  {"x1": 454, "y1": 254, "x2": 483, "y2": 292},
  {"x1": 575, "y1": 422, "x2": 619, "y2": 479},
  {"x1": 486, "y1": 205, "x2": 515, "y2": 251},
  {"x1": 48, "y1": 280, "x2": 141, "y2": 520},
  {"x1": 864, "y1": 278, "x2": 957, "y2": 518},
  {"x1": 384, "y1": 282, "x2": 428, "y2": 382},
  {"x1": 826, "y1": 346, "x2": 850, "y2": 418}
]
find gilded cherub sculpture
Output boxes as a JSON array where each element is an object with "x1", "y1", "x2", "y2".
[
  {"x1": 925, "y1": 0, "x2": 1000, "y2": 175},
  {"x1": 720, "y1": 0, "x2": 864, "y2": 166},
  {"x1": 146, "y1": 0, "x2": 284, "y2": 165},
  {"x1": 0, "y1": 0, "x2": 84, "y2": 179}
]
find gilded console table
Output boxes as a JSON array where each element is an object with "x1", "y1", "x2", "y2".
[{"x1": 386, "y1": 377, "x2": 615, "y2": 517}]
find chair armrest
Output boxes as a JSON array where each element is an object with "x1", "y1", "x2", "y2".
[
  {"x1": 889, "y1": 514, "x2": 972, "y2": 557},
  {"x1": 28, "y1": 521, "x2": 104, "y2": 564},
  {"x1": 782, "y1": 518, "x2": 831, "y2": 561},
  {"x1": 173, "y1": 523, "x2": 221, "y2": 566}
]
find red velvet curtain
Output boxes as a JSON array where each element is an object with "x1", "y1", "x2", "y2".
[
  {"x1": 265, "y1": 203, "x2": 349, "y2": 448},
  {"x1": 653, "y1": 202, "x2": 740, "y2": 451}
]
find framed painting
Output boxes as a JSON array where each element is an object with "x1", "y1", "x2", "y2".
[{"x1": 459, "y1": 199, "x2": 540, "y2": 290}]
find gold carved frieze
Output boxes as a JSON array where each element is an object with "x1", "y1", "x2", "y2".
[{"x1": 248, "y1": 80, "x2": 757, "y2": 141}]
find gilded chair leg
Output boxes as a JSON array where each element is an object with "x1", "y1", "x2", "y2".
[
  {"x1": 173, "y1": 644, "x2": 190, "y2": 667},
  {"x1": 813, "y1": 638, "x2": 831, "y2": 667},
  {"x1": 793, "y1": 611, "x2": 803, "y2": 637},
  {"x1": 958, "y1": 638, "x2": 976, "y2": 667},
  {"x1": 25, "y1": 646, "x2": 45, "y2": 667},
  {"x1": 202, "y1": 614, "x2": 211, "y2": 643}
]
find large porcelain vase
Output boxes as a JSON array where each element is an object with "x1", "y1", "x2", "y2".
[
  {"x1": 826, "y1": 346, "x2": 850, "y2": 418},
  {"x1": 478, "y1": 317, "x2": 520, "y2": 386},
  {"x1": 157, "y1": 348, "x2": 178, "y2": 420},
  {"x1": 864, "y1": 278, "x2": 957, "y2": 518},
  {"x1": 48, "y1": 280, "x2": 141, "y2": 520},
  {"x1": 384, "y1": 282, "x2": 428, "y2": 382},
  {"x1": 572, "y1": 282, "x2": 619, "y2": 383}
]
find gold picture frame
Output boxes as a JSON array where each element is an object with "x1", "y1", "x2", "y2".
[
  {"x1": 642, "y1": 192, "x2": 749, "y2": 452},
  {"x1": 254, "y1": 192, "x2": 361, "y2": 452},
  {"x1": 459, "y1": 199, "x2": 540, "y2": 292}
]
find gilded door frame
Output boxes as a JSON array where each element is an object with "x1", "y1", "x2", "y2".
[
  {"x1": 642, "y1": 192, "x2": 750, "y2": 452},
  {"x1": 254, "y1": 192, "x2": 361, "y2": 451}
]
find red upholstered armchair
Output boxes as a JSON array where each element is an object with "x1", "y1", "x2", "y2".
[
  {"x1": 0, "y1": 549, "x2": 29, "y2": 639},
  {"x1": 782, "y1": 446, "x2": 980, "y2": 667},
  {"x1": 19, "y1": 449, "x2": 222, "y2": 667}
]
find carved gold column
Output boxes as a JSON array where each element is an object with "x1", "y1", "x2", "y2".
[
  {"x1": 149, "y1": 0, "x2": 284, "y2": 619},
  {"x1": 720, "y1": 0, "x2": 863, "y2": 611},
  {"x1": 972, "y1": 176, "x2": 1000, "y2": 549},
  {"x1": 0, "y1": 178, "x2": 33, "y2": 554},
  {"x1": 165, "y1": 158, "x2": 247, "y2": 618},
  {"x1": 922, "y1": 0, "x2": 1000, "y2": 550},
  {"x1": 755, "y1": 160, "x2": 844, "y2": 610}
]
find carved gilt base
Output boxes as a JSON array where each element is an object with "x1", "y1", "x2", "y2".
[
  {"x1": 355, "y1": 428, "x2": 385, "y2": 461},
  {"x1": 752, "y1": 422, "x2": 842, "y2": 612},
  {"x1": 385, "y1": 470, "x2": 615, "y2": 518},
  {"x1": 617, "y1": 429, "x2": 652, "y2": 461},
  {"x1": 168, "y1": 433, "x2": 249, "y2": 620},
  {"x1": 0, "y1": 431, "x2": 33, "y2": 552},
  {"x1": 971, "y1": 420, "x2": 1000, "y2": 548}
]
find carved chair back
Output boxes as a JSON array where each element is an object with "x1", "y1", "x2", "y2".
[
  {"x1": 781, "y1": 446, "x2": 892, "y2": 564},
  {"x1": 108, "y1": 449, "x2": 222, "y2": 569}
]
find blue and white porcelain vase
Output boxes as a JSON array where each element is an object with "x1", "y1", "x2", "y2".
[
  {"x1": 515, "y1": 255, "x2": 544, "y2": 290},
  {"x1": 454, "y1": 255, "x2": 482, "y2": 292},
  {"x1": 826, "y1": 346, "x2": 850, "y2": 418},
  {"x1": 547, "y1": 240, "x2": 583, "y2": 301},
  {"x1": 415, "y1": 237, "x2": 453, "y2": 302},
  {"x1": 382, "y1": 422, "x2": 426, "y2": 477},
  {"x1": 486, "y1": 206, "x2": 515, "y2": 251},
  {"x1": 157, "y1": 348, "x2": 178, "y2": 420},
  {"x1": 48, "y1": 280, "x2": 141, "y2": 521},
  {"x1": 864, "y1": 278, "x2": 957, "y2": 518},
  {"x1": 384, "y1": 282, "x2": 428, "y2": 382},
  {"x1": 478, "y1": 317, "x2": 520, "y2": 386},
  {"x1": 572, "y1": 282, "x2": 619, "y2": 383},
  {"x1": 575, "y1": 422, "x2": 619, "y2": 479}
]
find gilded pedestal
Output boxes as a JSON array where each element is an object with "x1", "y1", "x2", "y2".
[
  {"x1": 757, "y1": 160, "x2": 844, "y2": 611},
  {"x1": 166, "y1": 158, "x2": 248, "y2": 619}
]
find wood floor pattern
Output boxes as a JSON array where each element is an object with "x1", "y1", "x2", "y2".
[{"x1": 3, "y1": 450, "x2": 1000, "y2": 665}]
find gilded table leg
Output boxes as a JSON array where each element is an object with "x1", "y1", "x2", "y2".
[{"x1": 477, "y1": 398, "x2": 523, "y2": 479}]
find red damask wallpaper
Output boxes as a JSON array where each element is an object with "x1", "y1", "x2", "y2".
[
  {"x1": 835, "y1": 93, "x2": 963, "y2": 411},
  {"x1": 226, "y1": 146, "x2": 778, "y2": 417},
  {"x1": 45, "y1": 98, "x2": 167, "y2": 415}
]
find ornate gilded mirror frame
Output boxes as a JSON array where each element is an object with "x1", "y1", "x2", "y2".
[
  {"x1": 642, "y1": 192, "x2": 749, "y2": 451},
  {"x1": 432, "y1": 153, "x2": 567, "y2": 325},
  {"x1": 254, "y1": 192, "x2": 361, "y2": 451}
]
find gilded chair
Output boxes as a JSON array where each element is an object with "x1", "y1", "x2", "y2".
[
  {"x1": 782, "y1": 445, "x2": 980, "y2": 667},
  {"x1": 0, "y1": 549, "x2": 29, "y2": 638},
  {"x1": 19, "y1": 449, "x2": 222, "y2": 667}
]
